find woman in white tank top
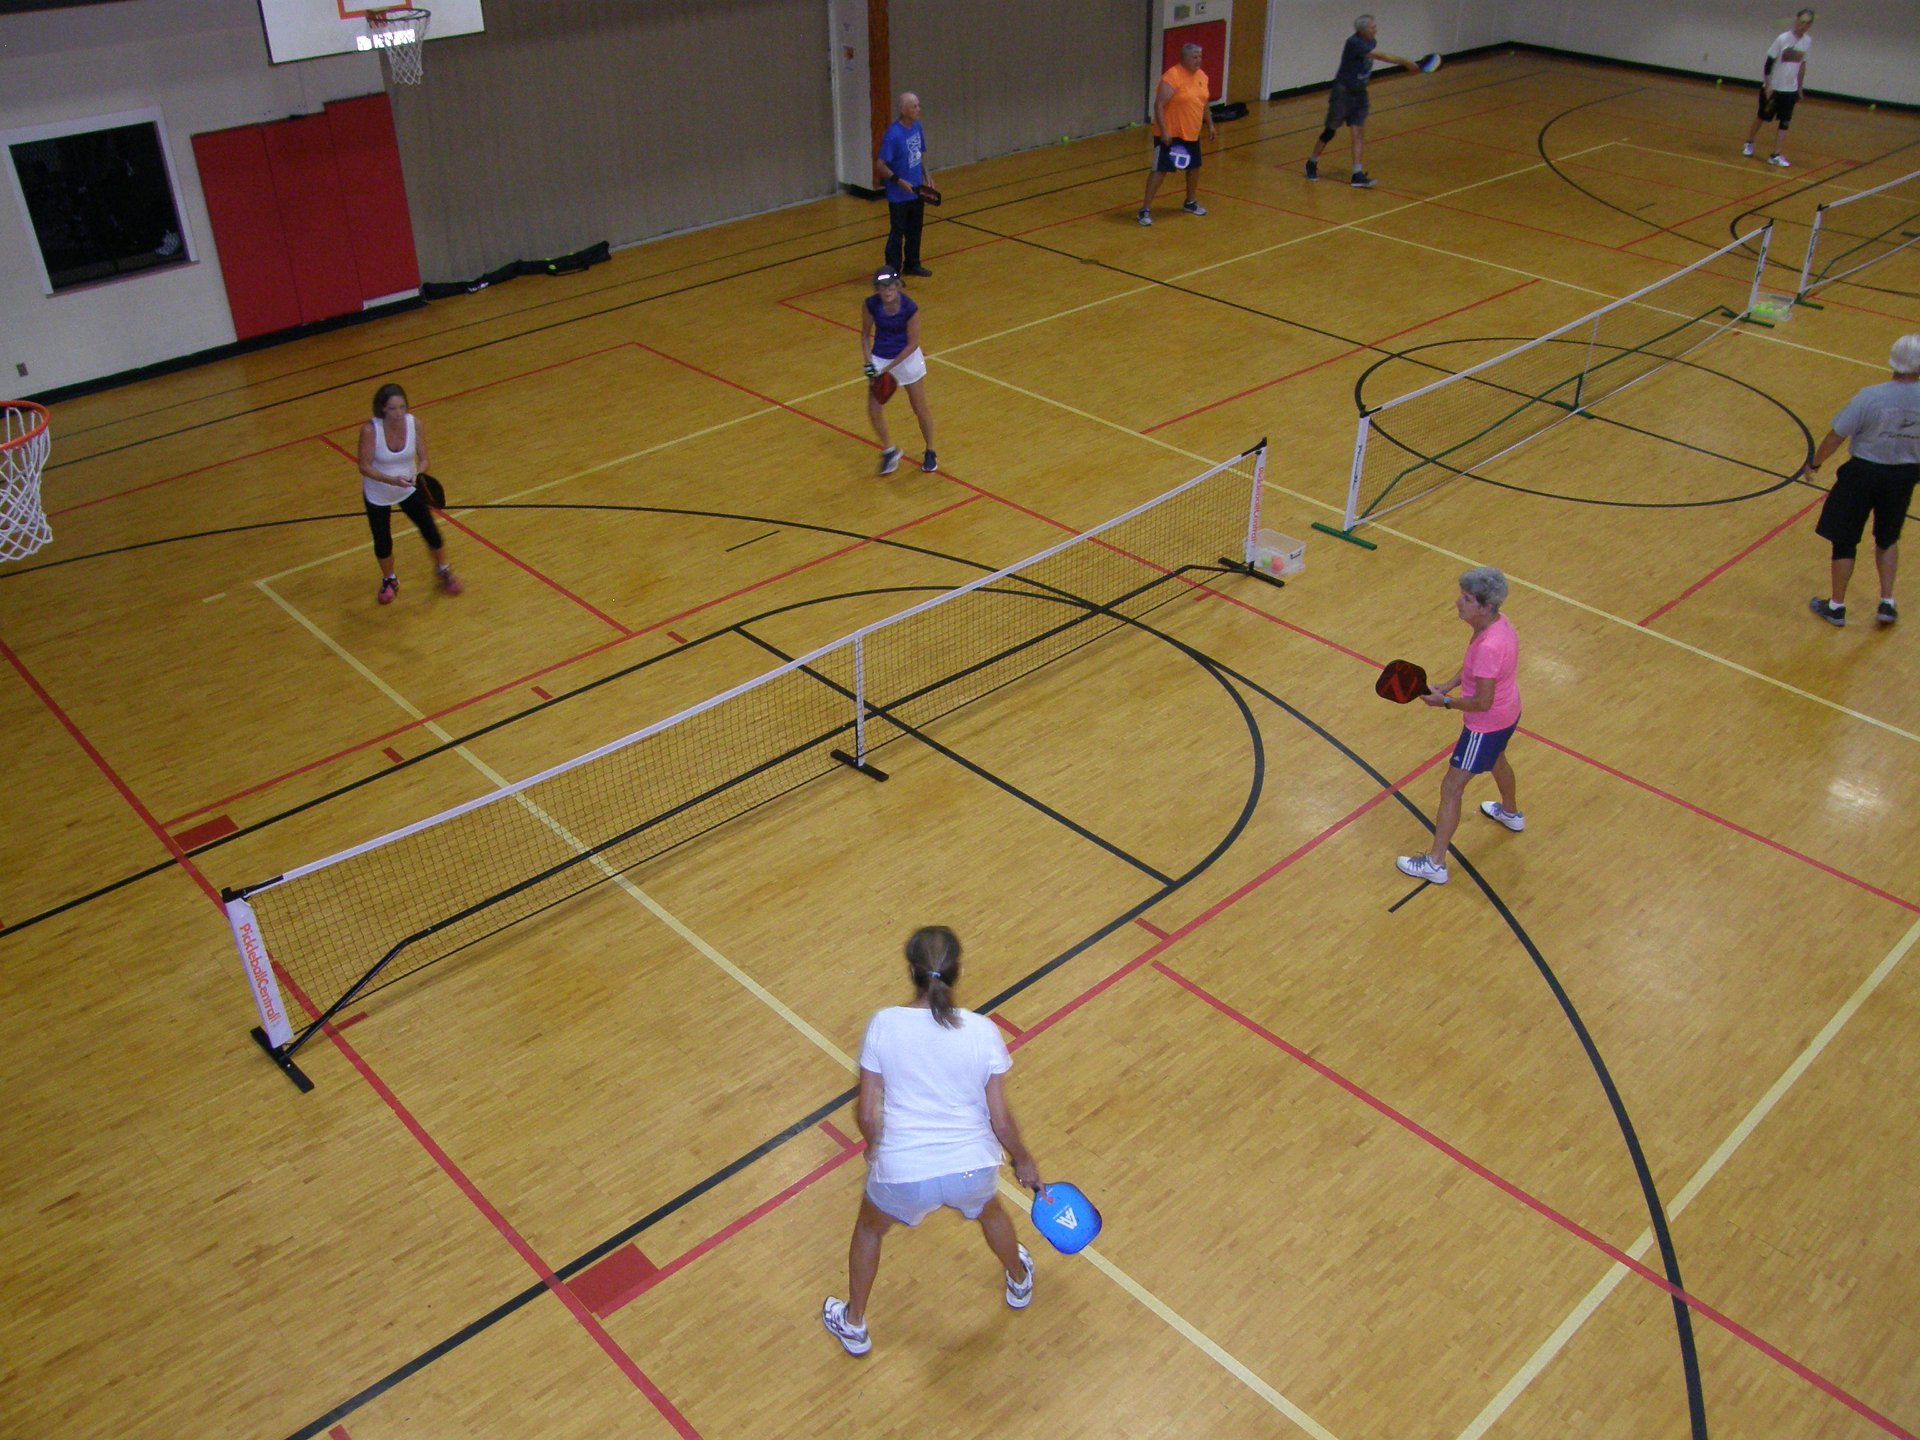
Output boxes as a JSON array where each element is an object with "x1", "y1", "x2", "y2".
[
  {"x1": 821, "y1": 926, "x2": 1042, "y2": 1357},
  {"x1": 357, "y1": 383, "x2": 462, "y2": 605}
]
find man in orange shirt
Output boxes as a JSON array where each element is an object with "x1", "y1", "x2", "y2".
[{"x1": 1139, "y1": 43, "x2": 1218, "y2": 227}]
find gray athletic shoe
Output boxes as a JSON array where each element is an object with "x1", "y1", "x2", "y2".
[
  {"x1": 1396, "y1": 854, "x2": 1448, "y2": 884},
  {"x1": 1350, "y1": 171, "x2": 1377, "y2": 189},
  {"x1": 1480, "y1": 801, "x2": 1526, "y2": 832},
  {"x1": 878, "y1": 447, "x2": 901, "y2": 476},
  {"x1": 821, "y1": 1297, "x2": 871, "y2": 1356},
  {"x1": 1768, "y1": 154, "x2": 1791, "y2": 167},
  {"x1": 1137, "y1": 208, "x2": 1153, "y2": 226},
  {"x1": 1182, "y1": 199, "x2": 1208, "y2": 216},
  {"x1": 1005, "y1": 1244, "x2": 1035, "y2": 1310},
  {"x1": 1808, "y1": 596, "x2": 1846, "y2": 627},
  {"x1": 1877, "y1": 599, "x2": 1898, "y2": 625}
]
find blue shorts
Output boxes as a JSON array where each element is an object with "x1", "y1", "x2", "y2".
[
  {"x1": 1451, "y1": 722, "x2": 1516, "y2": 774},
  {"x1": 866, "y1": 1167, "x2": 1000, "y2": 1226}
]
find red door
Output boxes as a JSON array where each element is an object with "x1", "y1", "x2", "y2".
[{"x1": 1162, "y1": 20, "x2": 1227, "y2": 102}]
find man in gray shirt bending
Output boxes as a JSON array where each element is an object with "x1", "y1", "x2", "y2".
[{"x1": 1803, "y1": 333, "x2": 1920, "y2": 627}]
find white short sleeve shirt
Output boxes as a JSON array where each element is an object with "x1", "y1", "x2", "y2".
[
  {"x1": 859, "y1": 1006, "x2": 1011, "y2": 1183},
  {"x1": 1767, "y1": 30, "x2": 1812, "y2": 92}
]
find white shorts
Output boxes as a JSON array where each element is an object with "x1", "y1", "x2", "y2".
[
  {"x1": 870, "y1": 347, "x2": 927, "y2": 387},
  {"x1": 866, "y1": 1166, "x2": 999, "y2": 1225}
]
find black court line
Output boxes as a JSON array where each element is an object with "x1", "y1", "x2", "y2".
[
  {"x1": 944, "y1": 208, "x2": 1807, "y2": 492},
  {"x1": 45, "y1": 63, "x2": 1555, "y2": 467},
  {"x1": 266, "y1": 577, "x2": 1701, "y2": 1440},
  {"x1": 731, "y1": 622, "x2": 1177, "y2": 887},
  {"x1": 280, "y1": 586, "x2": 1265, "y2": 1440},
  {"x1": 722, "y1": 529, "x2": 781, "y2": 553},
  {"x1": 1387, "y1": 880, "x2": 1430, "y2": 912}
]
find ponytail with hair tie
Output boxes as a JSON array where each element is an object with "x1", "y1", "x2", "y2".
[{"x1": 905, "y1": 927, "x2": 963, "y2": 1028}]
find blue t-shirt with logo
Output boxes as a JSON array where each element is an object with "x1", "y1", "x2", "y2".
[
  {"x1": 879, "y1": 121, "x2": 925, "y2": 202},
  {"x1": 1334, "y1": 34, "x2": 1376, "y2": 89}
]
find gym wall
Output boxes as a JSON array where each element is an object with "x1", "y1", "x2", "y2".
[
  {"x1": 386, "y1": 0, "x2": 839, "y2": 281},
  {"x1": 888, "y1": 0, "x2": 1149, "y2": 172}
]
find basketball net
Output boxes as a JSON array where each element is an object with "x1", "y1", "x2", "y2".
[
  {"x1": 0, "y1": 402, "x2": 52, "y2": 563},
  {"x1": 366, "y1": 7, "x2": 431, "y2": 86}
]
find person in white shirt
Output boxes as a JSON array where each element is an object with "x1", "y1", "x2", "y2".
[
  {"x1": 357, "y1": 383, "x2": 462, "y2": 605},
  {"x1": 821, "y1": 926, "x2": 1042, "y2": 1357},
  {"x1": 1744, "y1": 9, "x2": 1814, "y2": 168}
]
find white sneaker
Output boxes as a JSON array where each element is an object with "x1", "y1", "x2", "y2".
[
  {"x1": 1396, "y1": 854, "x2": 1449, "y2": 884},
  {"x1": 1741, "y1": 142, "x2": 1754, "y2": 157},
  {"x1": 821, "y1": 1297, "x2": 871, "y2": 1356},
  {"x1": 1480, "y1": 801, "x2": 1525, "y2": 832},
  {"x1": 1768, "y1": 154, "x2": 1791, "y2": 167},
  {"x1": 877, "y1": 447, "x2": 901, "y2": 476},
  {"x1": 1182, "y1": 199, "x2": 1208, "y2": 217},
  {"x1": 1137, "y1": 208, "x2": 1153, "y2": 227},
  {"x1": 1005, "y1": 1244, "x2": 1035, "y2": 1310}
]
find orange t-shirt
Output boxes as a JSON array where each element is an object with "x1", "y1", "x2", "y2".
[{"x1": 1156, "y1": 65, "x2": 1210, "y2": 142}]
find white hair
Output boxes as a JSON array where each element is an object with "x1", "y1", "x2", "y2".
[
  {"x1": 1354, "y1": 13, "x2": 1375, "y2": 31},
  {"x1": 1460, "y1": 567, "x2": 1509, "y2": 610},
  {"x1": 1892, "y1": 334, "x2": 1920, "y2": 376}
]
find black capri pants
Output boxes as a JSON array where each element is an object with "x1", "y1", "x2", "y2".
[
  {"x1": 1814, "y1": 457, "x2": 1918, "y2": 559},
  {"x1": 364, "y1": 487, "x2": 443, "y2": 560}
]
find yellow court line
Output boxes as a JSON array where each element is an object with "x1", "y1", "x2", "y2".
[
  {"x1": 251, "y1": 576, "x2": 851, "y2": 1067},
  {"x1": 1453, "y1": 911, "x2": 1920, "y2": 1438},
  {"x1": 928, "y1": 353, "x2": 1920, "y2": 748},
  {"x1": 991, "y1": 1178, "x2": 1343, "y2": 1440},
  {"x1": 1611, "y1": 141, "x2": 1869, "y2": 187},
  {"x1": 249, "y1": 573, "x2": 1333, "y2": 1431}
]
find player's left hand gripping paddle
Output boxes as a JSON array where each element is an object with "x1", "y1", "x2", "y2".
[{"x1": 1030, "y1": 1181, "x2": 1102, "y2": 1254}]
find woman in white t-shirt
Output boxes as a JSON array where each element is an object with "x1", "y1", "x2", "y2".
[
  {"x1": 358, "y1": 383, "x2": 462, "y2": 605},
  {"x1": 821, "y1": 926, "x2": 1042, "y2": 1357}
]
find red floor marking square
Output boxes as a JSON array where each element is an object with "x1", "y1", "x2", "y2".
[
  {"x1": 531, "y1": 685, "x2": 552, "y2": 700},
  {"x1": 989, "y1": 1012, "x2": 1023, "y2": 1039},
  {"x1": 328, "y1": 1426, "x2": 352, "y2": 1440},
  {"x1": 1134, "y1": 917, "x2": 1170, "y2": 941},
  {"x1": 666, "y1": 630, "x2": 688, "y2": 645},
  {"x1": 381, "y1": 746, "x2": 404, "y2": 765},
  {"x1": 172, "y1": 814, "x2": 237, "y2": 850},
  {"x1": 568, "y1": 1243, "x2": 659, "y2": 1318}
]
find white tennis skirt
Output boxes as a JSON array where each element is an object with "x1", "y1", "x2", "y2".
[{"x1": 870, "y1": 347, "x2": 927, "y2": 386}]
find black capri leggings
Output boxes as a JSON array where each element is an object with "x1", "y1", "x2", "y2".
[{"x1": 364, "y1": 487, "x2": 443, "y2": 560}]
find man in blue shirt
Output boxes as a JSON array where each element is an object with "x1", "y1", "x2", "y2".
[
  {"x1": 1306, "y1": 14, "x2": 1418, "y2": 188},
  {"x1": 877, "y1": 92, "x2": 936, "y2": 278}
]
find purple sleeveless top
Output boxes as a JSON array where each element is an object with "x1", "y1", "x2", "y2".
[{"x1": 866, "y1": 293, "x2": 918, "y2": 359}]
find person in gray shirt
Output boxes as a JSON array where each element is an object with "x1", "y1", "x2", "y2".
[{"x1": 1802, "y1": 333, "x2": 1920, "y2": 627}]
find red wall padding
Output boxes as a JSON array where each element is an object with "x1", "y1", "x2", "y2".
[
  {"x1": 324, "y1": 94, "x2": 421, "y2": 301},
  {"x1": 191, "y1": 126, "x2": 303, "y2": 341},
  {"x1": 262, "y1": 114, "x2": 364, "y2": 327},
  {"x1": 1162, "y1": 21, "x2": 1228, "y2": 102}
]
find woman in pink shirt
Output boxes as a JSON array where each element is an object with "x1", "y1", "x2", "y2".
[{"x1": 1398, "y1": 567, "x2": 1524, "y2": 885}]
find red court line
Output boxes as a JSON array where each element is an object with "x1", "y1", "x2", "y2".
[
  {"x1": 1621, "y1": 160, "x2": 1843, "y2": 248},
  {"x1": 1011, "y1": 746, "x2": 1453, "y2": 1049},
  {"x1": 160, "y1": 491, "x2": 982, "y2": 829},
  {"x1": 1152, "y1": 959, "x2": 1918, "y2": 1440},
  {"x1": 1517, "y1": 727, "x2": 1918, "y2": 913},
  {"x1": 0, "y1": 635, "x2": 704, "y2": 1439},
  {"x1": 49, "y1": 342, "x2": 638, "y2": 518},
  {"x1": 1639, "y1": 494, "x2": 1825, "y2": 626},
  {"x1": 315, "y1": 434, "x2": 631, "y2": 636},
  {"x1": 989, "y1": 1012, "x2": 1023, "y2": 1039},
  {"x1": 633, "y1": 332, "x2": 1920, "y2": 917},
  {"x1": 1143, "y1": 273, "x2": 1540, "y2": 437},
  {"x1": 381, "y1": 746, "x2": 404, "y2": 764},
  {"x1": 1134, "y1": 916, "x2": 1170, "y2": 940},
  {"x1": 531, "y1": 685, "x2": 552, "y2": 700},
  {"x1": 818, "y1": 1120, "x2": 860, "y2": 1153},
  {"x1": 599, "y1": 1139, "x2": 864, "y2": 1320}
]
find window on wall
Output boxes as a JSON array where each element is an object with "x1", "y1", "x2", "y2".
[{"x1": 5, "y1": 111, "x2": 193, "y2": 294}]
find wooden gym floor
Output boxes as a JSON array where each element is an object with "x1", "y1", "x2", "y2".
[{"x1": 3, "y1": 51, "x2": 1918, "y2": 1440}]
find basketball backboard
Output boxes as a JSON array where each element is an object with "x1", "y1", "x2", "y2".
[{"x1": 255, "y1": 0, "x2": 485, "y2": 64}]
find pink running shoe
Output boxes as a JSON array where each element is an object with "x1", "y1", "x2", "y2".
[{"x1": 378, "y1": 575, "x2": 399, "y2": 605}]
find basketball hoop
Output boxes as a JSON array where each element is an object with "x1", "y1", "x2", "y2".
[
  {"x1": 365, "y1": 7, "x2": 431, "y2": 86},
  {"x1": 0, "y1": 402, "x2": 52, "y2": 564}
]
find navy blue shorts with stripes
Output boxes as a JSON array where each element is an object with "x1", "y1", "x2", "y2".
[{"x1": 1451, "y1": 721, "x2": 1517, "y2": 774}]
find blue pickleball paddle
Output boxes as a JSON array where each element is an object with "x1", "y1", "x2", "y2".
[{"x1": 1029, "y1": 1182, "x2": 1102, "y2": 1254}]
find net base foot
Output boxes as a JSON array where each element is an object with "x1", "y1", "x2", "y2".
[
  {"x1": 1311, "y1": 522, "x2": 1377, "y2": 550},
  {"x1": 830, "y1": 750, "x2": 888, "y2": 782},
  {"x1": 1217, "y1": 556, "x2": 1286, "y2": 590},
  {"x1": 253, "y1": 1026, "x2": 315, "y2": 1093}
]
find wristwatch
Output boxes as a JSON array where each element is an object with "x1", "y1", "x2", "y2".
[{"x1": 1442, "y1": 696, "x2": 1451, "y2": 709}]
